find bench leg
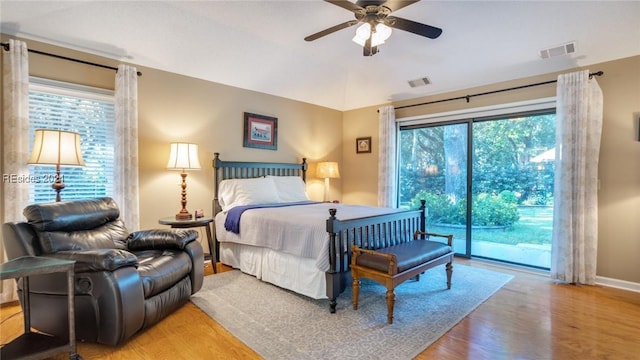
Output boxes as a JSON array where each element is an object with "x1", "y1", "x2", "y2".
[
  {"x1": 352, "y1": 275, "x2": 360, "y2": 310},
  {"x1": 446, "y1": 262, "x2": 453, "y2": 289},
  {"x1": 386, "y1": 289, "x2": 395, "y2": 324}
]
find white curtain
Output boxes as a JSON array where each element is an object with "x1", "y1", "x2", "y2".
[
  {"x1": 114, "y1": 64, "x2": 140, "y2": 231},
  {"x1": 378, "y1": 105, "x2": 397, "y2": 207},
  {"x1": 551, "y1": 70, "x2": 603, "y2": 285},
  {"x1": 1, "y1": 39, "x2": 30, "y2": 303}
]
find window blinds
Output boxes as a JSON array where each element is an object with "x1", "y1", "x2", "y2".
[{"x1": 28, "y1": 78, "x2": 115, "y2": 203}]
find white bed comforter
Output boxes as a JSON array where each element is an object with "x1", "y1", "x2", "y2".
[{"x1": 215, "y1": 202, "x2": 401, "y2": 272}]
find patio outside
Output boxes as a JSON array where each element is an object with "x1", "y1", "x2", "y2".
[{"x1": 428, "y1": 206, "x2": 552, "y2": 268}]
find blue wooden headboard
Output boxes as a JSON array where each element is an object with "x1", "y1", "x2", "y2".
[{"x1": 212, "y1": 152, "x2": 308, "y2": 215}]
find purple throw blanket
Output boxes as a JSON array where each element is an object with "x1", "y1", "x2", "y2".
[{"x1": 224, "y1": 201, "x2": 319, "y2": 234}]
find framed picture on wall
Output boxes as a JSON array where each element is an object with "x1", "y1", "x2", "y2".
[
  {"x1": 356, "y1": 136, "x2": 371, "y2": 153},
  {"x1": 243, "y1": 112, "x2": 278, "y2": 150}
]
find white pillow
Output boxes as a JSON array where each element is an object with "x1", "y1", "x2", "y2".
[
  {"x1": 267, "y1": 175, "x2": 309, "y2": 202},
  {"x1": 218, "y1": 177, "x2": 281, "y2": 212}
]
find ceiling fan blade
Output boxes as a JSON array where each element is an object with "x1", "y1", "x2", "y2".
[
  {"x1": 326, "y1": 0, "x2": 365, "y2": 14},
  {"x1": 304, "y1": 20, "x2": 359, "y2": 41},
  {"x1": 380, "y1": 0, "x2": 420, "y2": 13},
  {"x1": 386, "y1": 16, "x2": 442, "y2": 39}
]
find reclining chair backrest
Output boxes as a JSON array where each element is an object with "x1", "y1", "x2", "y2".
[
  {"x1": 2, "y1": 222, "x2": 42, "y2": 259},
  {"x1": 23, "y1": 197, "x2": 129, "y2": 253}
]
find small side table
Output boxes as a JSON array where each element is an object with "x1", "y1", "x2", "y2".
[
  {"x1": 159, "y1": 216, "x2": 216, "y2": 273},
  {"x1": 0, "y1": 256, "x2": 80, "y2": 360}
]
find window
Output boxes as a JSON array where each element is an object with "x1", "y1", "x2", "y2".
[{"x1": 28, "y1": 78, "x2": 115, "y2": 203}]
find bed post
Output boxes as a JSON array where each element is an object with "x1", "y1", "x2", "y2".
[
  {"x1": 420, "y1": 199, "x2": 426, "y2": 232},
  {"x1": 325, "y1": 208, "x2": 340, "y2": 313},
  {"x1": 301, "y1": 158, "x2": 308, "y2": 182},
  {"x1": 212, "y1": 152, "x2": 221, "y2": 262},
  {"x1": 213, "y1": 153, "x2": 221, "y2": 211}
]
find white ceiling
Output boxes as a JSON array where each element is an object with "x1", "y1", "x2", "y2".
[{"x1": 2, "y1": 1, "x2": 639, "y2": 111}]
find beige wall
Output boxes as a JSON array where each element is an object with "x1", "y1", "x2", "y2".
[
  {"x1": 342, "y1": 104, "x2": 381, "y2": 206},
  {"x1": 342, "y1": 55, "x2": 640, "y2": 283},
  {"x1": 135, "y1": 67, "x2": 343, "y2": 235}
]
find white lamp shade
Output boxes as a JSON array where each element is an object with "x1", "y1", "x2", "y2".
[
  {"x1": 167, "y1": 143, "x2": 201, "y2": 170},
  {"x1": 317, "y1": 162, "x2": 340, "y2": 179},
  {"x1": 28, "y1": 129, "x2": 85, "y2": 166}
]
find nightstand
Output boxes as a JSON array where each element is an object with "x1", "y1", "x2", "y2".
[
  {"x1": 0, "y1": 256, "x2": 80, "y2": 360},
  {"x1": 158, "y1": 216, "x2": 216, "y2": 273}
]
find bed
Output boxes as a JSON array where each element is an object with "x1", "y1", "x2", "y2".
[{"x1": 212, "y1": 153, "x2": 426, "y2": 312}]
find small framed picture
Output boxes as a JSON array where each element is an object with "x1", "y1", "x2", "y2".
[
  {"x1": 243, "y1": 112, "x2": 278, "y2": 150},
  {"x1": 356, "y1": 137, "x2": 372, "y2": 154}
]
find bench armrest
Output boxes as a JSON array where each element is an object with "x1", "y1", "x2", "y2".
[
  {"x1": 351, "y1": 246, "x2": 396, "y2": 261},
  {"x1": 414, "y1": 230, "x2": 453, "y2": 246},
  {"x1": 351, "y1": 245, "x2": 398, "y2": 274}
]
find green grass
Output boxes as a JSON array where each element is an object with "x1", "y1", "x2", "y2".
[{"x1": 427, "y1": 206, "x2": 553, "y2": 246}]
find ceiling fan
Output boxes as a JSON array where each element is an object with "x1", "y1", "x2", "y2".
[{"x1": 304, "y1": 0, "x2": 442, "y2": 56}]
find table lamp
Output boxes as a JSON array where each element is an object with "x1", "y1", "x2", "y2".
[
  {"x1": 167, "y1": 142, "x2": 201, "y2": 220},
  {"x1": 316, "y1": 161, "x2": 340, "y2": 202},
  {"x1": 28, "y1": 129, "x2": 85, "y2": 202}
]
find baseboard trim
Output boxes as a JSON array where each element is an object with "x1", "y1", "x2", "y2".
[
  {"x1": 596, "y1": 276, "x2": 640, "y2": 293},
  {"x1": 470, "y1": 258, "x2": 640, "y2": 294}
]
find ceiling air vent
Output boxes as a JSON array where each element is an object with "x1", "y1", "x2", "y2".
[
  {"x1": 408, "y1": 77, "x2": 431, "y2": 88},
  {"x1": 540, "y1": 41, "x2": 577, "y2": 59}
]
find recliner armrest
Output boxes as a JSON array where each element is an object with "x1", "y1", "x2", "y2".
[
  {"x1": 126, "y1": 229, "x2": 198, "y2": 251},
  {"x1": 48, "y1": 249, "x2": 138, "y2": 272}
]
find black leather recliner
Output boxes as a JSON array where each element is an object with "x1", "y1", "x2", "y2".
[{"x1": 1, "y1": 197, "x2": 204, "y2": 346}]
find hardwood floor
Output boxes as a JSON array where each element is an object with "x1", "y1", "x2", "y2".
[{"x1": 2, "y1": 259, "x2": 639, "y2": 359}]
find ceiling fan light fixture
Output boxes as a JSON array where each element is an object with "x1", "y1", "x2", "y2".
[
  {"x1": 352, "y1": 23, "x2": 371, "y2": 46},
  {"x1": 375, "y1": 23, "x2": 392, "y2": 42},
  {"x1": 306, "y1": 1, "x2": 442, "y2": 55},
  {"x1": 352, "y1": 22, "x2": 392, "y2": 47}
]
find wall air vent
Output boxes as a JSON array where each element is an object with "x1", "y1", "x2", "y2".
[
  {"x1": 408, "y1": 77, "x2": 431, "y2": 88},
  {"x1": 540, "y1": 41, "x2": 577, "y2": 59}
]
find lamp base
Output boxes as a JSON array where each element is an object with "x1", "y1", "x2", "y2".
[
  {"x1": 52, "y1": 165, "x2": 65, "y2": 202},
  {"x1": 175, "y1": 170, "x2": 192, "y2": 220},
  {"x1": 175, "y1": 211, "x2": 193, "y2": 220},
  {"x1": 323, "y1": 178, "x2": 330, "y2": 202}
]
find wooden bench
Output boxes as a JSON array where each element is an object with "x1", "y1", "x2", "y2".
[{"x1": 350, "y1": 230, "x2": 454, "y2": 324}]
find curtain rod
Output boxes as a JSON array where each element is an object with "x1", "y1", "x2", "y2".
[
  {"x1": 1, "y1": 42, "x2": 142, "y2": 77},
  {"x1": 391, "y1": 71, "x2": 603, "y2": 112}
]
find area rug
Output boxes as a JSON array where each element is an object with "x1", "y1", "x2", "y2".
[{"x1": 191, "y1": 264, "x2": 512, "y2": 360}]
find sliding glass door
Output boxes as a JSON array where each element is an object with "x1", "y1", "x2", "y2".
[
  {"x1": 470, "y1": 112, "x2": 555, "y2": 268},
  {"x1": 398, "y1": 122, "x2": 470, "y2": 255},
  {"x1": 398, "y1": 110, "x2": 555, "y2": 268}
]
